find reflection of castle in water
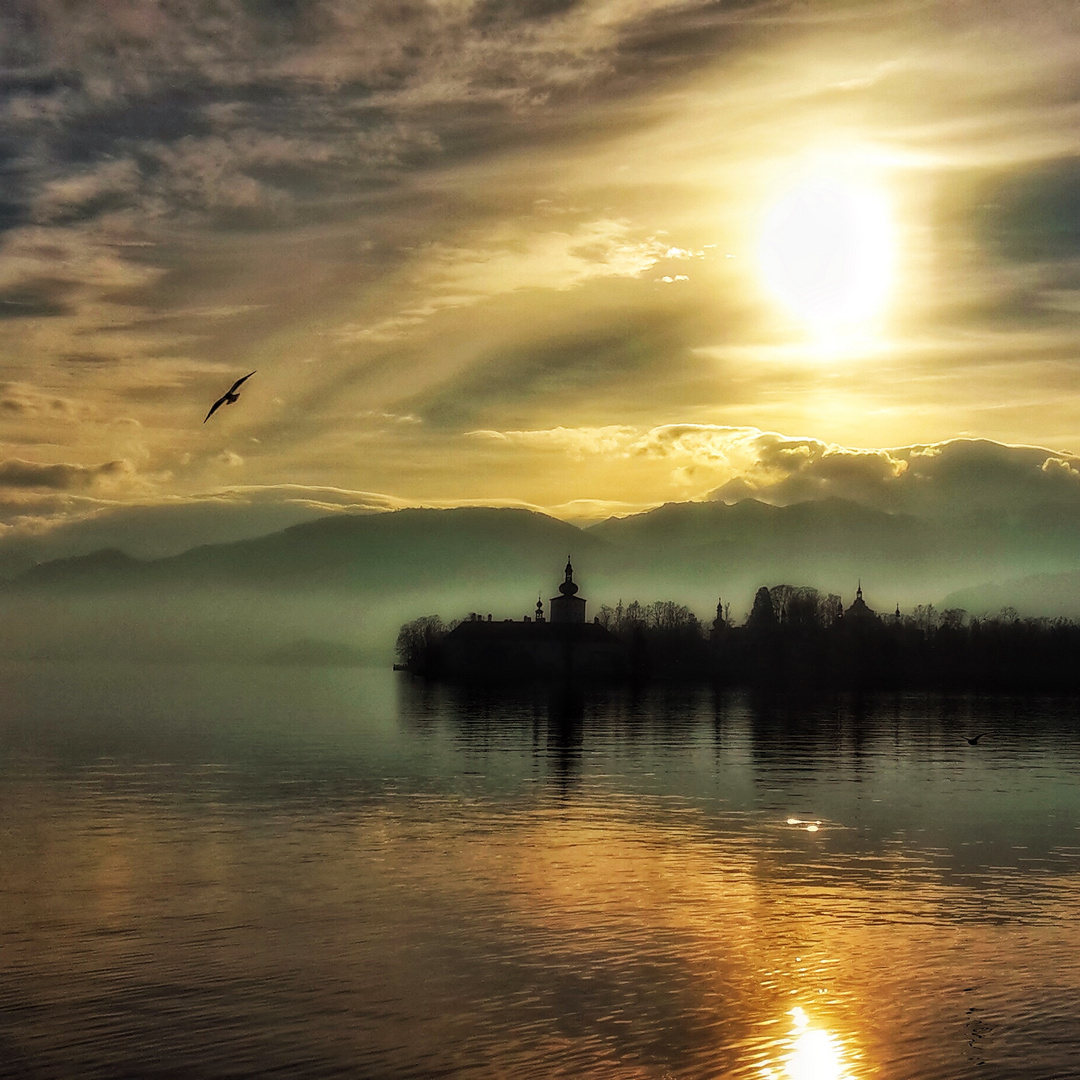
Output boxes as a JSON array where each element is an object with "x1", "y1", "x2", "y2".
[{"x1": 441, "y1": 559, "x2": 629, "y2": 680}]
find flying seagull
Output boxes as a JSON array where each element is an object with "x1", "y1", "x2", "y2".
[{"x1": 204, "y1": 371, "x2": 255, "y2": 423}]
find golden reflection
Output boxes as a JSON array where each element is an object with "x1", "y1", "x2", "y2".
[{"x1": 761, "y1": 1006, "x2": 857, "y2": 1080}]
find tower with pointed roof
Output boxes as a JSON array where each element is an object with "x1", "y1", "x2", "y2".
[
  {"x1": 549, "y1": 557, "x2": 587, "y2": 624},
  {"x1": 845, "y1": 580, "x2": 877, "y2": 623},
  {"x1": 429, "y1": 558, "x2": 630, "y2": 679}
]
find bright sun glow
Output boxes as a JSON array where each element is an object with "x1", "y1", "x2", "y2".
[
  {"x1": 758, "y1": 167, "x2": 895, "y2": 334},
  {"x1": 760, "y1": 1007, "x2": 857, "y2": 1080}
]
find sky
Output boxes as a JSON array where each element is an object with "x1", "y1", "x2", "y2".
[{"x1": 2, "y1": 0, "x2": 1080, "y2": 555}]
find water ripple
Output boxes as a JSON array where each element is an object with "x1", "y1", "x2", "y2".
[{"x1": 2, "y1": 666, "x2": 1080, "y2": 1077}]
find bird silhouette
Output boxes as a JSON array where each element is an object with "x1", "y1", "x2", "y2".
[
  {"x1": 204, "y1": 371, "x2": 255, "y2": 422},
  {"x1": 965, "y1": 732, "x2": 989, "y2": 745}
]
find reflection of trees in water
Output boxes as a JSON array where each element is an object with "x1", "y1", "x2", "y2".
[
  {"x1": 743, "y1": 689, "x2": 870, "y2": 780},
  {"x1": 396, "y1": 676, "x2": 584, "y2": 787},
  {"x1": 397, "y1": 674, "x2": 1080, "y2": 811},
  {"x1": 735, "y1": 686, "x2": 1071, "y2": 779},
  {"x1": 394, "y1": 669, "x2": 449, "y2": 723},
  {"x1": 747, "y1": 689, "x2": 838, "y2": 766},
  {"x1": 395, "y1": 677, "x2": 721, "y2": 789},
  {"x1": 740, "y1": 687, "x2": 1080, "y2": 795},
  {"x1": 545, "y1": 683, "x2": 584, "y2": 794}
]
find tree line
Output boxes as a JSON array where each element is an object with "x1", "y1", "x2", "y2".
[{"x1": 397, "y1": 584, "x2": 1080, "y2": 690}]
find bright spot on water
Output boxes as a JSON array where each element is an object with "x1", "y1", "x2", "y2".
[{"x1": 760, "y1": 1006, "x2": 856, "y2": 1080}]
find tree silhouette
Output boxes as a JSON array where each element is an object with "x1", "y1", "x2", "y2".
[{"x1": 399, "y1": 584, "x2": 1080, "y2": 690}]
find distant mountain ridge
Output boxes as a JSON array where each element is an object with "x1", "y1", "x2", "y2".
[
  {"x1": 5, "y1": 497, "x2": 1080, "y2": 616},
  {"x1": 3, "y1": 506, "x2": 605, "y2": 594},
  {"x1": 941, "y1": 568, "x2": 1080, "y2": 619},
  {"x1": 590, "y1": 497, "x2": 932, "y2": 558}
]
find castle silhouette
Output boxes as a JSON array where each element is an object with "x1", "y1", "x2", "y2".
[
  {"x1": 399, "y1": 561, "x2": 1080, "y2": 690},
  {"x1": 439, "y1": 559, "x2": 629, "y2": 679}
]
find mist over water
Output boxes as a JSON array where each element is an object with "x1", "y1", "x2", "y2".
[{"x1": 2, "y1": 663, "x2": 1079, "y2": 1079}]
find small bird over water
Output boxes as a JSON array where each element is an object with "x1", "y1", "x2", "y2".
[
  {"x1": 204, "y1": 371, "x2": 255, "y2": 423},
  {"x1": 966, "y1": 732, "x2": 989, "y2": 745}
]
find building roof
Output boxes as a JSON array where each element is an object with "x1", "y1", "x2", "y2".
[{"x1": 445, "y1": 618, "x2": 618, "y2": 644}]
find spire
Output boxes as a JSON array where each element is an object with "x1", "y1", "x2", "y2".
[
  {"x1": 845, "y1": 578, "x2": 877, "y2": 623},
  {"x1": 536, "y1": 596, "x2": 544, "y2": 621},
  {"x1": 549, "y1": 557, "x2": 586, "y2": 623},
  {"x1": 559, "y1": 556, "x2": 579, "y2": 597}
]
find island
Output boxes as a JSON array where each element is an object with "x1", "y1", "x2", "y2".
[{"x1": 398, "y1": 562, "x2": 1080, "y2": 692}]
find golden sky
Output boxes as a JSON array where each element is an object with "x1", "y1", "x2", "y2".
[{"x1": 2, "y1": 0, "x2": 1080, "y2": 547}]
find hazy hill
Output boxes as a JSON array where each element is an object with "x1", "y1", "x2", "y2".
[
  {"x1": 0, "y1": 507, "x2": 610, "y2": 663},
  {"x1": 589, "y1": 497, "x2": 1080, "y2": 606},
  {"x1": 589, "y1": 498, "x2": 940, "y2": 603},
  {"x1": 9, "y1": 497, "x2": 1080, "y2": 608},
  {"x1": 5, "y1": 498, "x2": 1080, "y2": 661},
  {"x1": 3, "y1": 506, "x2": 605, "y2": 595},
  {"x1": 590, "y1": 497, "x2": 931, "y2": 560},
  {"x1": 941, "y1": 569, "x2": 1080, "y2": 619},
  {"x1": 10, "y1": 547, "x2": 146, "y2": 590}
]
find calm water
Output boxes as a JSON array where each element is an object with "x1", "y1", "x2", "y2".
[{"x1": 2, "y1": 662, "x2": 1079, "y2": 1079}]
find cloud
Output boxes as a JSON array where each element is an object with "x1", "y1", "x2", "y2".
[
  {"x1": 0, "y1": 483, "x2": 404, "y2": 574},
  {"x1": 464, "y1": 423, "x2": 1080, "y2": 522},
  {"x1": 31, "y1": 158, "x2": 142, "y2": 226},
  {"x1": 150, "y1": 136, "x2": 293, "y2": 226},
  {"x1": 978, "y1": 155, "x2": 1080, "y2": 263},
  {"x1": 543, "y1": 496, "x2": 659, "y2": 524},
  {"x1": 707, "y1": 433, "x2": 1080, "y2": 518},
  {"x1": 0, "y1": 0, "x2": 784, "y2": 250},
  {"x1": 0, "y1": 0, "x2": 733, "y2": 120},
  {"x1": 0, "y1": 457, "x2": 133, "y2": 492},
  {"x1": 0, "y1": 221, "x2": 161, "y2": 295},
  {"x1": 0, "y1": 289, "x2": 67, "y2": 318},
  {"x1": 341, "y1": 220, "x2": 702, "y2": 344},
  {"x1": 0, "y1": 382, "x2": 77, "y2": 415},
  {"x1": 416, "y1": 337, "x2": 619, "y2": 427},
  {"x1": 468, "y1": 425, "x2": 639, "y2": 457}
]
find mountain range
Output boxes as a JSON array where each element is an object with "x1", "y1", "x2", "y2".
[
  {"x1": 3, "y1": 495, "x2": 1080, "y2": 661},
  {"x1": 7, "y1": 497, "x2": 1080, "y2": 603}
]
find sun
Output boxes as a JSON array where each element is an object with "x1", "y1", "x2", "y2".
[{"x1": 758, "y1": 166, "x2": 895, "y2": 334}]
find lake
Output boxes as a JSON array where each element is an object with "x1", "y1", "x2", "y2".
[{"x1": 2, "y1": 662, "x2": 1079, "y2": 1078}]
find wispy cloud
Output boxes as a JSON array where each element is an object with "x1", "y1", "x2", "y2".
[
  {"x1": 337, "y1": 220, "x2": 702, "y2": 343},
  {"x1": 465, "y1": 423, "x2": 1080, "y2": 519},
  {"x1": 0, "y1": 456, "x2": 134, "y2": 492},
  {"x1": 468, "y1": 424, "x2": 640, "y2": 456}
]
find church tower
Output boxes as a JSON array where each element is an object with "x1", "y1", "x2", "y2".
[
  {"x1": 845, "y1": 580, "x2": 877, "y2": 624},
  {"x1": 549, "y1": 558, "x2": 587, "y2": 624}
]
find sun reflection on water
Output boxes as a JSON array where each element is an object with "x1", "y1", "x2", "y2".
[{"x1": 760, "y1": 1007, "x2": 857, "y2": 1080}]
